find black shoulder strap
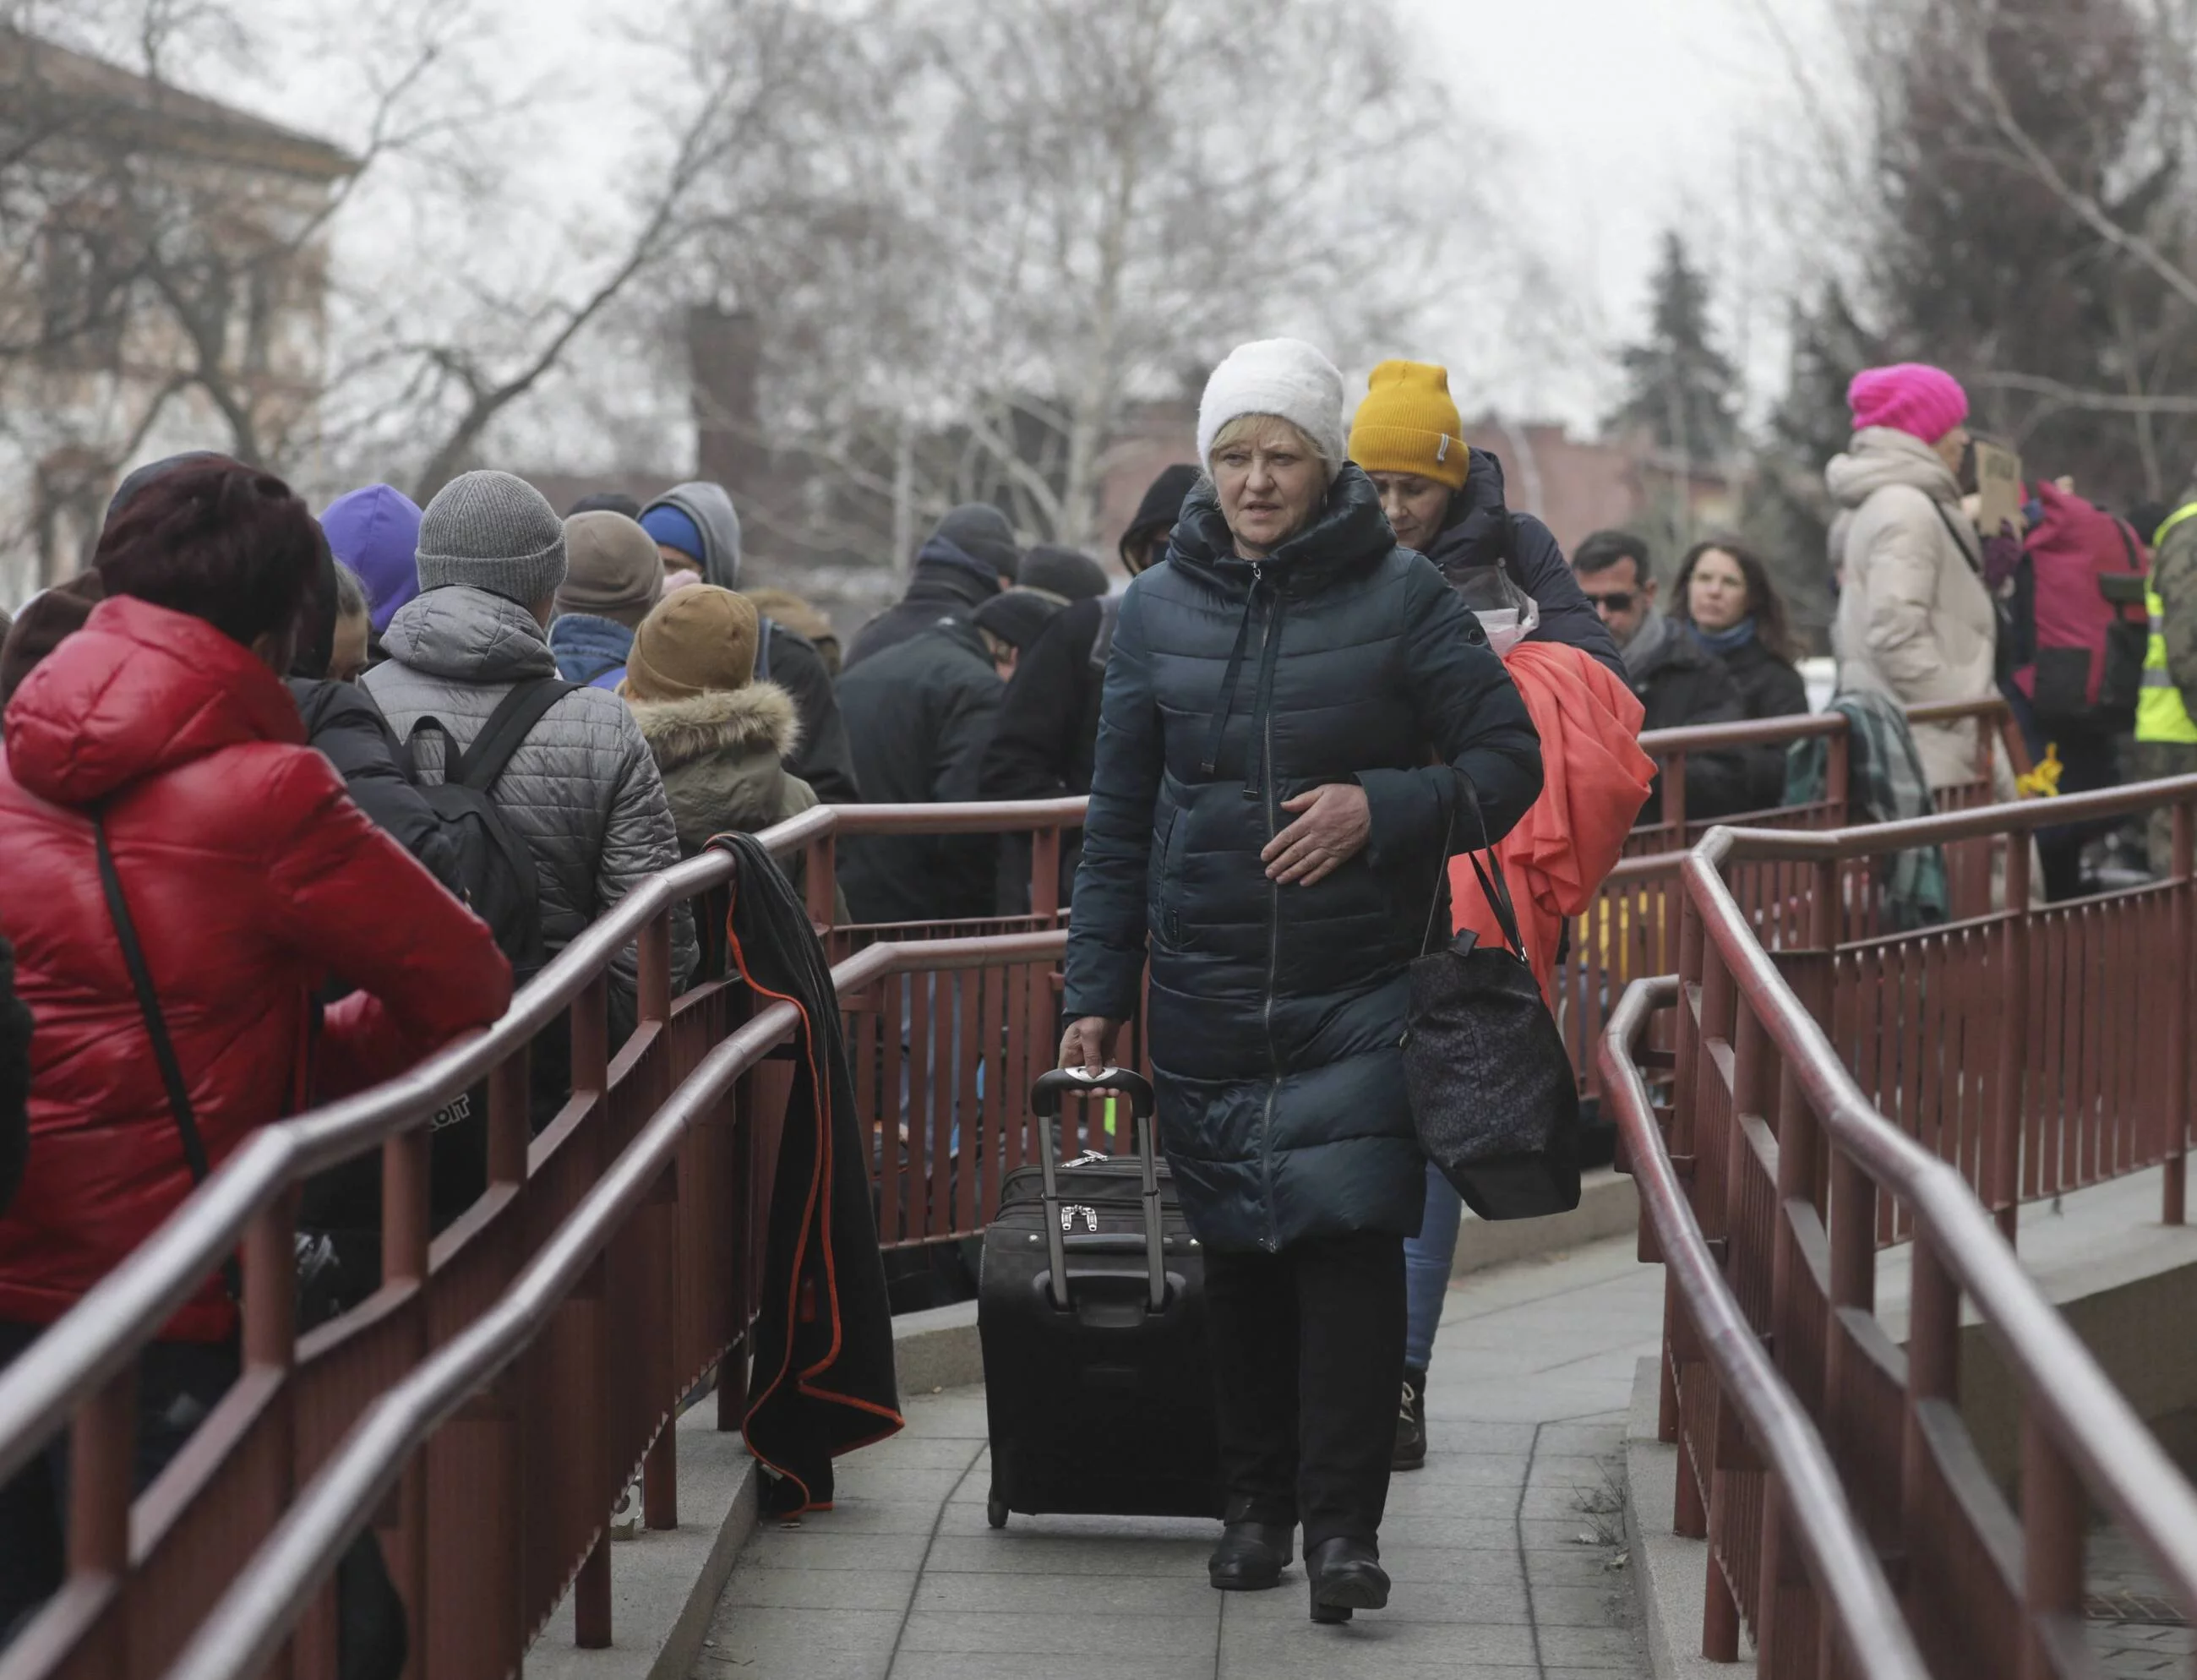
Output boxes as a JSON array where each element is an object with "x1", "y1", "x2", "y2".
[
  {"x1": 456, "y1": 678, "x2": 575, "y2": 793},
  {"x1": 755, "y1": 617, "x2": 775, "y2": 684},
  {"x1": 1420, "y1": 772, "x2": 1529, "y2": 960},
  {"x1": 96, "y1": 815, "x2": 251, "y2": 1301},
  {"x1": 93, "y1": 813, "x2": 210, "y2": 1184},
  {"x1": 1932, "y1": 501, "x2": 1985, "y2": 576}
]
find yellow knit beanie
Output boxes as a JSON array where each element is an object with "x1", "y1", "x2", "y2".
[{"x1": 1349, "y1": 360, "x2": 1469, "y2": 492}]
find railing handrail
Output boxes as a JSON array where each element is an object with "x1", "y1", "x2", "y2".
[
  {"x1": 1675, "y1": 803, "x2": 2197, "y2": 1609},
  {"x1": 157, "y1": 930, "x2": 1068, "y2": 1680},
  {"x1": 1699, "y1": 772, "x2": 2197, "y2": 865},
  {"x1": 1631, "y1": 694, "x2": 2009, "y2": 756},
  {"x1": 1602, "y1": 979, "x2": 1930, "y2": 1680},
  {"x1": 826, "y1": 796, "x2": 1090, "y2": 835}
]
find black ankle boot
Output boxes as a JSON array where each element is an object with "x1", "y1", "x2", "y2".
[
  {"x1": 1393, "y1": 1365, "x2": 1427, "y2": 1471},
  {"x1": 1208, "y1": 1520, "x2": 1294, "y2": 1590},
  {"x1": 1306, "y1": 1536, "x2": 1390, "y2": 1623}
]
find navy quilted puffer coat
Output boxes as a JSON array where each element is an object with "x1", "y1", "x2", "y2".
[{"x1": 1063, "y1": 467, "x2": 1544, "y2": 1252}]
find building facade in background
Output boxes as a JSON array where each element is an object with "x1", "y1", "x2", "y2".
[{"x1": 0, "y1": 30, "x2": 355, "y2": 608}]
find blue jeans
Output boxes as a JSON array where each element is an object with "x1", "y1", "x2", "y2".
[{"x1": 1402, "y1": 1161, "x2": 1463, "y2": 1372}]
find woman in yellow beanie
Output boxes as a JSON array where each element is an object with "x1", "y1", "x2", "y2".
[
  {"x1": 1348, "y1": 360, "x2": 1622, "y2": 681},
  {"x1": 1350, "y1": 360, "x2": 1632, "y2": 1477}
]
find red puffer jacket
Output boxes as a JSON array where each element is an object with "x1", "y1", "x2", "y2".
[{"x1": 0, "y1": 596, "x2": 513, "y2": 1339}]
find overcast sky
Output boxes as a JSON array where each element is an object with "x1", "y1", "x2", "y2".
[
  {"x1": 1397, "y1": 0, "x2": 1839, "y2": 427},
  {"x1": 131, "y1": 0, "x2": 1844, "y2": 439}
]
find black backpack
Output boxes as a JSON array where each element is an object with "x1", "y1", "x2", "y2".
[{"x1": 406, "y1": 678, "x2": 574, "y2": 985}]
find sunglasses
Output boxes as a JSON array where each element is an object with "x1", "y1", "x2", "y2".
[{"x1": 1583, "y1": 591, "x2": 1636, "y2": 613}]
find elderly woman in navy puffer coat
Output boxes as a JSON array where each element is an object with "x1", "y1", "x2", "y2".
[{"x1": 1060, "y1": 339, "x2": 1543, "y2": 1623}]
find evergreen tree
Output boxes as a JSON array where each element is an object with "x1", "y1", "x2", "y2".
[
  {"x1": 1862, "y1": 0, "x2": 2189, "y2": 504},
  {"x1": 1608, "y1": 232, "x2": 1741, "y2": 466},
  {"x1": 1740, "y1": 285, "x2": 1880, "y2": 653}
]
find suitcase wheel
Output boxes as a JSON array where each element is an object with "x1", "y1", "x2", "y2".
[{"x1": 986, "y1": 1489, "x2": 1009, "y2": 1530}]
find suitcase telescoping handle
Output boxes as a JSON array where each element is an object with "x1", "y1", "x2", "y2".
[{"x1": 1029, "y1": 1067, "x2": 1164, "y2": 1314}]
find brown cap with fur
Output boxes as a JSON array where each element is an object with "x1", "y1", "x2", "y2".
[{"x1": 622, "y1": 585, "x2": 760, "y2": 702}]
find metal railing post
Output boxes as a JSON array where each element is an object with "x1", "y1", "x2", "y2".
[
  {"x1": 2019, "y1": 1415, "x2": 2085, "y2": 1680},
  {"x1": 569, "y1": 975, "x2": 613, "y2": 1650},
  {"x1": 1827, "y1": 724, "x2": 1852, "y2": 826},
  {"x1": 1991, "y1": 838, "x2": 2031, "y2": 1245},
  {"x1": 1901, "y1": 1230, "x2": 1959, "y2": 1632},
  {"x1": 2169, "y1": 799, "x2": 2194, "y2": 1226},
  {"x1": 380, "y1": 1122, "x2": 431, "y2": 1680},
  {"x1": 69, "y1": 1364, "x2": 134, "y2": 1675},
  {"x1": 1030, "y1": 825, "x2": 1062, "y2": 923},
  {"x1": 804, "y1": 827, "x2": 837, "y2": 935},
  {"x1": 636, "y1": 913, "x2": 679, "y2": 1532}
]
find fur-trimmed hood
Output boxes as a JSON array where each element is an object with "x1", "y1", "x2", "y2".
[{"x1": 628, "y1": 680, "x2": 801, "y2": 774}]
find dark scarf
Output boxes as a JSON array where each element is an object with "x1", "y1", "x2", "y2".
[
  {"x1": 709, "y1": 831, "x2": 902, "y2": 1512},
  {"x1": 1691, "y1": 616, "x2": 1758, "y2": 656}
]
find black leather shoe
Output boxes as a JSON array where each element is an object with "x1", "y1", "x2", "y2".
[
  {"x1": 1306, "y1": 1536, "x2": 1391, "y2": 1623},
  {"x1": 1208, "y1": 1520, "x2": 1294, "y2": 1590}
]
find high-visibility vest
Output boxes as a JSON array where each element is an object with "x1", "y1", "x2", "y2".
[{"x1": 2140, "y1": 503, "x2": 2197, "y2": 745}]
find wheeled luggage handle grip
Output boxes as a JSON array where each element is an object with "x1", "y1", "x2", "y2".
[
  {"x1": 1032, "y1": 1066, "x2": 1154, "y2": 1120},
  {"x1": 1029, "y1": 1066, "x2": 1164, "y2": 1315}
]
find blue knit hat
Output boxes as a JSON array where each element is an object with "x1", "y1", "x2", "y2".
[{"x1": 640, "y1": 504, "x2": 706, "y2": 565}]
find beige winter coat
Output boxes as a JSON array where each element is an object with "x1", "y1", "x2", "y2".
[{"x1": 1828, "y1": 427, "x2": 1998, "y2": 788}]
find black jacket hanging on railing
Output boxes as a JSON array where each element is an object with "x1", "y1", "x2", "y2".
[{"x1": 709, "y1": 831, "x2": 902, "y2": 1513}]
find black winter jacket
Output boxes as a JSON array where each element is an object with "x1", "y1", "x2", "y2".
[
  {"x1": 762, "y1": 622, "x2": 860, "y2": 804},
  {"x1": 1064, "y1": 468, "x2": 1544, "y2": 1252},
  {"x1": 1426, "y1": 449, "x2": 1627, "y2": 682},
  {"x1": 980, "y1": 595, "x2": 1109, "y2": 804},
  {"x1": 979, "y1": 594, "x2": 1115, "y2": 912},
  {"x1": 287, "y1": 677, "x2": 466, "y2": 897},
  {"x1": 1710, "y1": 633, "x2": 1810, "y2": 810},
  {"x1": 1624, "y1": 622, "x2": 1752, "y2": 821},
  {"x1": 842, "y1": 561, "x2": 999, "y2": 673},
  {"x1": 837, "y1": 619, "x2": 1005, "y2": 925}
]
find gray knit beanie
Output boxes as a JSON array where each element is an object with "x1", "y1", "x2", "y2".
[{"x1": 415, "y1": 471, "x2": 568, "y2": 606}]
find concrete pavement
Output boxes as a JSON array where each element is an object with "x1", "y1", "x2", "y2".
[{"x1": 693, "y1": 1234, "x2": 1661, "y2": 1679}]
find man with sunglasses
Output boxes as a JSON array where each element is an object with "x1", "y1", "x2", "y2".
[{"x1": 1573, "y1": 529, "x2": 1749, "y2": 821}]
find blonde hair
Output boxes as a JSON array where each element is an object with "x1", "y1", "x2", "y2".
[{"x1": 1207, "y1": 412, "x2": 1328, "y2": 474}]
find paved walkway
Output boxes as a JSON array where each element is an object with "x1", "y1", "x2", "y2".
[{"x1": 694, "y1": 1235, "x2": 1660, "y2": 1679}]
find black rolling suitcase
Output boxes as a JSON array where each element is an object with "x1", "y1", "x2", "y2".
[{"x1": 979, "y1": 1067, "x2": 1220, "y2": 1527}]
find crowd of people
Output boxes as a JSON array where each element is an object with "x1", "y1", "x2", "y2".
[{"x1": 0, "y1": 335, "x2": 2184, "y2": 1636}]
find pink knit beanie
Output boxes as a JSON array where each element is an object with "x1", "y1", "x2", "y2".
[{"x1": 1847, "y1": 363, "x2": 1969, "y2": 445}]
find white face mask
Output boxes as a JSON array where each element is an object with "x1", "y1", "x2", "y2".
[{"x1": 1476, "y1": 597, "x2": 1540, "y2": 657}]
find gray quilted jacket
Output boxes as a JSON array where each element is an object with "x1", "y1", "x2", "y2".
[{"x1": 363, "y1": 586, "x2": 697, "y2": 1006}]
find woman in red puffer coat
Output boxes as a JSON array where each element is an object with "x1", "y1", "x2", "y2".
[{"x1": 0, "y1": 460, "x2": 512, "y2": 1345}]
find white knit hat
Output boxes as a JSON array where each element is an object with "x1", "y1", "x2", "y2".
[{"x1": 1196, "y1": 338, "x2": 1349, "y2": 481}]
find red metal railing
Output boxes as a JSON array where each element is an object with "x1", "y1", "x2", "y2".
[
  {"x1": 0, "y1": 810, "x2": 1085, "y2": 1680},
  {"x1": 0, "y1": 699, "x2": 2031, "y2": 1678},
  {"x1": 161, "y1": 930, "x2": 1067, "y2": 1680},
  {"x1": 1600, "y1": 777, "x2": 2197, "y2": 1675},
  {"x1": 1555, "y1": 697, "x2": 2019, "y2": 1108}
]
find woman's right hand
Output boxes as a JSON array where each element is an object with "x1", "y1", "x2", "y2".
[{"x1": 1059, "y1": 1016, "x2": 1123, "y2": 1076}]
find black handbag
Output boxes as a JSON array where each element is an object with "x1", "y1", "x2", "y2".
[{"x1": 1401, "y1": 777, "x2": 1581, "y2": 1221}]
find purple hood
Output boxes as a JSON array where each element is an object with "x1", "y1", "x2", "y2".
[{"x1": 321, "y1": 484, "x2": 424, "y2": 633}]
